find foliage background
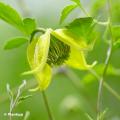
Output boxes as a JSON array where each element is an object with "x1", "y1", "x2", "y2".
[{"x1": 0, "y1": 0, "x2": 120, "y2": 120}]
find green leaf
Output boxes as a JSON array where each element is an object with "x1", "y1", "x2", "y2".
[
  {"x1": 18, "y1": 95, "x2": 32, "y2": 103},
  {"x1": 66, "y1": 17, "x2": 93, "y2": 37},
  {"x1": 70, "y1": 0, "x2": 81, "y2": 6},
  {"x1": 66, "y1": 17, "x2": 95, "y2": 43},
  {"x1": 4, "y1": 37, "x2": 28, "y2": 50},
  {"x1": 60, "y1": 4, "x2": 78, "y2": 24},
  {"x1": 0, "y1": 2, "x2": 24, "y2": 32},
  {"x1": 23, "y1": 18, "x2": 37, "y2": 35}
]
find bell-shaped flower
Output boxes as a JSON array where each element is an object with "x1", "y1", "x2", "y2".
[{"x1": 23, "y1": 28, "x2": 96, "y2": 91}]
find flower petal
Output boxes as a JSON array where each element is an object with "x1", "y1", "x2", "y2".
[
  {"x1": 35, "y1": 64, "x2": 52, "y2": 91},
  {"x1": 23, "y1": 29, "x2": 51, "y2": 75},
  {"x1": 66, "y1": 47, "x2": 97, "y2": 70},
  {"x1": 51, "y1": 29, "x2": 89, "y2": 51}
]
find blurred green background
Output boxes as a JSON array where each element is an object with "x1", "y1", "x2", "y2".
[{"x1": 0, "y1": 0, "x2": 120, "y2": 120}]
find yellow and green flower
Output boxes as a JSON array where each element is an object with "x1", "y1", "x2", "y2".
[{"x1": 23, "y1": 18, "x2": 97, "y2": 91}]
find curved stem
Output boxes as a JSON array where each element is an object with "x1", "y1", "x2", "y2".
[
  {"x1": 97, "y1": 42, "x2": 113, "y2": 117},
  {"x1": 97, "y1": 0, "x2": 114, "y2": 118},
  {"x1": 80, "y1": 5, "x2": 90, "y2": 17},
  {"x1": 89, "y1": 69, "x2": 120, "y2": 101},
  {"x1": 30, "y1": 28, "x2": 46, "y2": 42},
  {"x1": 42, "y1": 91, "x2": 54, "y2": 120}
]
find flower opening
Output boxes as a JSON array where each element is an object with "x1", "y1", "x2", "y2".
[{"x1": 47, "y1": 35, "x2": 70, "y2": 66}]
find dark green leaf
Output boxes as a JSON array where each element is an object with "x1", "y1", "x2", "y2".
[
  {"x1": 60, "y1": 4, "x2": 78, "y2": 24},
  {"x1": 70, "y1": 0, "x2": 81, "y2": 6},
  {"x1": 0, "y1": 2, "x2": 24, "y2": 32},
  {"x1": 4, "y1": 37, "x2": 28, "y2": 50},
  {"x1": 23, "y1": 18, "x2": 36, "y2": 35},
  {"x1": 66, "y1": 17, "x2": 94, "y2": 42}
]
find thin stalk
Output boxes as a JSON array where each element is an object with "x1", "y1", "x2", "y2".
[
  {"x1": 30, "y1": 28, "x2": 46, "y2": 42},
  {"x1": 80, "y1": 5, "x2": 90, "y2": 17},
  {"x1": 97, "y1": 0, "x2": 114, "y2": 118},
  {"x1": 89, "y1": 69, "x2": 120, "y2": 101},
  {"x1": 79, "y1": 2, "x2": 110, "y2": 27},
  {"x1": 42, "y1": 91, "x2": 54, "y2": 120},
  {"x1": 97, "y1": 25, "x2": 113, "y2": 119}
]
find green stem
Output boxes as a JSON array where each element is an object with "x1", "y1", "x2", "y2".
[
  {"x1": 89, "y1": 69, "x2": 120, "y2": 101},
  {"x1": 42, "y1": 91, "x2": 54, "y2": 120},
  {"x1": 97, "y1": 0, "x2": 113, "y2": 118},
  {"x1": 30, "y1": 28, "x2": 46, "y2": 42},
  {"x1": 79, "y1": 2, "x2": 110, "y2": 27},
  {"x1": 97, "y1": 26, "x2": 113, "y2": 119},
  {"x1": 80, "y1": 5, "x2": 90, "y2": 17},
  {"x1": 103, "y1": 83, "x2": 120, "y2": 100}
]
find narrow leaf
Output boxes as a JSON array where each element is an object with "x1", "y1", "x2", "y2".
[
  {"x1": 23, "y1": 18, "x2": 36, "y2": 35},
  {"x1": 4, "y1": 37, "x2": 28, "y2": 50},
  {"x1": 18, "y1": 95, "x2": 32, "y2": 102},
  {"x1": 60, "y1": 4, "x2": 78, "y2": 24},
  {"x1": 0, "y1": 2, "x2": 24, "y2": 31}
]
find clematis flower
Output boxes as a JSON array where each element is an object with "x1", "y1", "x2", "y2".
[{"x1": 23, "y1": 28, "x2": 96, "y2": 91}]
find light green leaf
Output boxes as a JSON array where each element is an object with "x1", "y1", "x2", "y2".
[
  {"x1": 70, "y1": 0, "x2": 81, "y2": 6},
  {"x1": 23, "y1": 18, "x2": 36, "y2": 35},
  {"x1": 4, "y1": 37, "x2": 28, "y2": 50},
  {"x1": 60, "y1": 4, "x2": 78, "y2": 24},
  {"x1": 0, "y1": 2, "x2": 24, "y2": 32}
]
